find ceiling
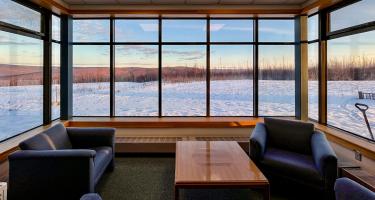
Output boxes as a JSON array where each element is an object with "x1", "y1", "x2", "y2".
[{"x1": 60, "y1": 0, "x2": 312, "y2": 5}]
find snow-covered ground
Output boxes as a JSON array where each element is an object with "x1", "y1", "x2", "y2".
[{"x1": 0, "y1": 80, "x2": 374, "y2": 141}]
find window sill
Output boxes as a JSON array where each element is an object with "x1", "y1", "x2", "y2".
[
  {"x1": 313, "y1": 122, "x2": 375, "y2": 160},
  {"x1": 67, "y1": 117, "x2": 263, "y2": 128}
]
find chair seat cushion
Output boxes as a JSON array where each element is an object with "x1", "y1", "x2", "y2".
[
  {"x1": 91, "y1": 146, "x2": 113, "y2": 184},
  {"x1": 260, "y1": 148, "x2": 323, "y2": 185}
]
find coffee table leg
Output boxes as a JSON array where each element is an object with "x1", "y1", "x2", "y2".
[
  {"x1": 174, "y1": 185, "x2": 179, "y2": 200},
  {"x1": 262, "y1": 184, "x2": 270, "y2": 200}
]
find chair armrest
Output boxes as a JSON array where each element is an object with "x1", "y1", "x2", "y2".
[
  {"x1": 311, "y1": 131, "x2": 338, "y2": 188},
  {"x1": 8, "y1": 150, "x2": 96, "y2": 200},
  {"x1": 67, "y1": 127, "x2": 115, "y2": 149},
  {"x1": 335, "y1": 178, "x2": 375, "y2": 200},
  {"x1": 249, "y1": 123, "x2": 268, "y2": 161}
]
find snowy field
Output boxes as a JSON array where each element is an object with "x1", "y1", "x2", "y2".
[{"x1": 0, "y1": 80, "x2": 374, "y2": 141}]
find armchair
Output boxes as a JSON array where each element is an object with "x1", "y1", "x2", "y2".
[
  {"x1": 250, "y1": 118, "x2": 337, "y2": 196},
  {"x1": 8, "y1": 123, "x2": 115, "y2": 200},
  {"x1": 335, "y1": 177, "x2": 375, "y2": 200}
]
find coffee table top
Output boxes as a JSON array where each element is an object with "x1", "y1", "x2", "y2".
[{"x1": 175, "y1": 141, "x2": 268, "y2": 186}]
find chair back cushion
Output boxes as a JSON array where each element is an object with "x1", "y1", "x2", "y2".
[
  {"x1": 19, "y1": 133, "x2": 56, "y2": 150},
  {"x1": 43, "y1": 123, "x2": 72, "y2": 149},
  {"x1": 264, "y1": 118, "x2": 314, "y2": 154}
]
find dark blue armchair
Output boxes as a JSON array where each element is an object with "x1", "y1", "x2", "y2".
[
  {"x1": 250, "y1": 118, "x2": 337, "y2": 196},
  {"x1": 335, "y1": 178, "x2": 375, "y2": 200},
  {"x1": 8, "y1": 123, "x2": 115, "y2": 200}
]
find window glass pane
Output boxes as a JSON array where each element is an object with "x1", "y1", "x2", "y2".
[
  {"x1": 0, "y1": 31, "x2": 43, "y2": 141},
  {"x1": 210, "y1": 45, "x2": 253, "y2": 116},
  {"x1": 259, "y1": 20, "x2": 294, "y2": 42},
  {"x1": 52, "y1": 43, "x2": 60, "y2": 120},
  {"x1": 162, "y1": 45, "x2": 206, "y2": 116},
  {"x1": 115, "y1": 19, "x2": 158, "y2": 42},
  {"x1": 327, "y1": 31, "x2": 375, "y2": 140},
  {"x1": 259, "y1": 45, "x2": 295, "y2": 116},
  {"x1": 330, "y1": 0, "x2": 375, "y2": 32},
  {"x1": 210, "y1": 20, "x2": 253, "y2": 42},
  {"x1": 162, "y1": 20, "x2": 206, "y2": 42},
  {"x1": 52, "y1": 15, "x2": 60, "y2": 41},
  {"x1": 73, "y1": 20, "x2": 110, "y2": 42},
  {"x1": 0, "y1": 0, "x2": 41, "y2": 32},
  {"x1": 308, "y1": 15, "x2": 319, "y2": 41},
  {"x1": 73, "y1": 45, "x2": 110, "y2": 116},
  {"x1": 308, "y1": 43, "x2": 319, "y2": 120},
  {"x1": 115, "y1": 45, "x2": 158, "y2": 116}
]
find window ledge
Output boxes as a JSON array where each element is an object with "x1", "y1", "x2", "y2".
[
  {"x1": 67, "y1": 117, "x2": 263, "y2": 128},
  {"x1": 313, "y1": 122, "x2": 375, "y2": 160}
]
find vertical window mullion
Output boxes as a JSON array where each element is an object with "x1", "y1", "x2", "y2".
[
  {"x1": 110, "y1": 18, "x2": 115, "y2": 117},
  {"x1": 206, "y1": 17, "x2": 210, "y2": 117},
  {"x1": 253, "y1": 19, "x2": 259, "y2": 117},
  {"x1": 158, "y1": 16, "x2": 162, "y2": 117},
  {"x1": 43, "y1": 10, "x2": 52, "y2": 125}
]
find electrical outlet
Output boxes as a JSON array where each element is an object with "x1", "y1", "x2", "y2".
[{"x1": 354, "y1": 150, "x2": 362, "y2": 161}]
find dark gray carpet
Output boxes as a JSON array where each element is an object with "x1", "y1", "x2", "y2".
[{"x1": 96, "y1": 156, "x2": 290, "y2": 200}]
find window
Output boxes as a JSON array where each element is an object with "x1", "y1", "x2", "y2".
[
  {"x1": 259, "y1": 19, "x2": 294, "y2": 42},
  {"x1": 162, "y1": 20, "x2": 206, "y2": 42},
  {"x1": 210, "y1": 20, "x2": 253, "y2": 42},
  {"x1": 210, "y1": 45, "x2": 253, "y2": 116},
  {"x1": 327, "y1": 31, "x2": 375, "y2": 140},
  {"x1": 0, "y1": 31, "x2": 43, "y2": 141},
  {"x1": 0, "y1": 0, "x2": 41, "y2": 32},
  {"x1": 52, "y1": 43, "x2": 60, "y2": 120},
  {"x1": 162, "y1": 45, "x2": 206, "y2": 116},
  {"x1": 308, "y1": 43, "x2": 319, "y2": 120},
  {"x1": 73, "y1": 20, "x2": 110, "y2": 42},
  {"x1": 330, "y1": 0, "x2": 375, "y2": 32},
  {"x1": 115, "y1": 45, "x2": 158, "y2": 116},
  {"x1": 115, "y1": 19, "x2": 158, "y2": 42},
  {"x1": 52, "y1": 15, "x2": 61, "y2": 41},
  {"x1": 73, "y1": 45, "x2": 110, "y2": 116},
  {"x1": 258, "y1": 45, "x2": 295, "y2": 116},
  {"x1": 308, "y1": 15, "x2": 319, "y2": 41}
]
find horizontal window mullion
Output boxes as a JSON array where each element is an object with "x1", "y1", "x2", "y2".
[
  {"x1": 210, "y1": 42, "x2": 255, "y2": 45},
  {"x1": 161, "y1": 42, "x2": 207, "y2": 45},
  {"x1": 0, "y1": 22, "x2": 44, "y2": 39},
  {"x1": 257, "y1": 42, "x2": 296, "y2": 45},
  {"x1": 114, "y1": 42, "x2": 159, "y2": 45},
  {"x1": 72, "y1": 42, "x2": 111, "y2": 45}
]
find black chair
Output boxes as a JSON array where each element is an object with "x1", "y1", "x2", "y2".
[
  {"x1": 81, "y1": 193, "x2": 103, "y2": 200},
  {"x1": 335, "y1": 177, "x2": 375, "y2": 200},
  {"x1": 249, "y1": 118, "x2": 337, "y2": 197},
  {"x1": 8, "y1": 123, "x2": 115, "y2": 200}
]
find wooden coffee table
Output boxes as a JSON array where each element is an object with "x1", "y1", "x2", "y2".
[{"x1": 175, "y1": 141, "x2": 269, "y2": 200}]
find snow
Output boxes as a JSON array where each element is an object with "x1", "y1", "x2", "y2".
[{"x1": 0, "y1": 80, "x2": 374, "y2": 141}]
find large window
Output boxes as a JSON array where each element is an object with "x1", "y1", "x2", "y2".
[
  {"x1": 0, "y1": 31, "x2": 43, "y2": 141},
  {"x1": 0, "y1": 0, "x2": 41, "y2": 32},
  {"x1": 259, "y1": 19, "x2": 294, "y2": 42},
  {"x1": 327, "y1": 31, "x2": 375, "y2": 140},
  {"x1": 259, "y1": 45, "x2": 295, "y2": 116},
  {"x1": 162, "y1": 45, "x2": 206, "y2": 116},
  {"x1": 330, "y1": 0, "x2": 375, "y2": 32},
  {"x1": 73, "y1": 45, "x2": 110, "y2": 116},
  {"x1": 308, "y1": 14, "x2": 319, "y2": 121}
]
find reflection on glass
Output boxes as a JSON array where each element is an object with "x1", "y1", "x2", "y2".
[
  {"x1": 115, "y1": 20, "x2": 158, "y2": 42},
  {"x1": 73, "y1": 20, "x2": 110, "y2": 42},
  {"x1": 0, "y1": 0, "x2": 41, "y2": 32},
  {"x1": 210, "y1": 20, "x2": 253, "y2": 42},
  {"x1": 115, "y1": 45, "x2": 158, "y2": 116},
  {"x1": 308, "y1": 15, "x2": 319, "y2": 41},
  {"x1": 162, "y1": 45, "x2": 206, "y2": 116},
  {"x1": 0, "y1": 31, "x2": 43, "y2": 141},
  {"x1": 330, "y1": 0, "x2": 375, "y2": 32},
  {"x1": 259, "y1": 45, "x2": 295, "y2": 116},
  {"x1": 73, "y1": 45, "x2": 110, "y2": 116},
  {"x1": 52, "y1": 43, "x2": 60, "y2": 120},
  {"x1": 308, "y1": 43, "x2": 319, "y2": 120},
  {"x1": 259, "y1": 20, "x2": 294, "y2": 42},
  {"x1": 210, "y1": 45, "x2": 253, "y2": 116},
  {"x1": 327, "y1": 31, "x2": 375, "y2": 140},
  {"x1": 162, "y1": 20, "x2": 206, "y2": 42},
  {"x1": 52, "y1": 15, "x2": 60, "y2": 41}
]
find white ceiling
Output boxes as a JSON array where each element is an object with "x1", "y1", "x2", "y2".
[{"x1": 61, "y1": 0, "x2": 311, "y2": 5}]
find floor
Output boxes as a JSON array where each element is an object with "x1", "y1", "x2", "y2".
[{"x1": 96, "y1": 156, "x2": 319, "y2": 200}]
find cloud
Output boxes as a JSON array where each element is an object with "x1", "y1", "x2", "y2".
[
  {"x1": 259, "y1": 27, "x2": 293, "y2": 35},
  {"x1": 210, "y1": 24, "x2": 252, "y2": 32},
  {"x1": 163, "y1": 49, "x2": 205, "y2": 61},
  {"x1": 139, "y1": 23, "x2": 158, "y2": 32}
]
